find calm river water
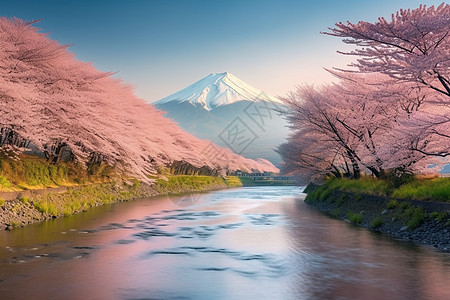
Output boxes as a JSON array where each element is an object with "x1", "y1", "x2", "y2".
[{"x1": 0, "y1": 186, "x2": 450, "y2": 300}]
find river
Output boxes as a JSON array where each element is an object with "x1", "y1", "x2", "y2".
[{"x1": 0, "y1": 186, "x2": 449, "y2": 300}]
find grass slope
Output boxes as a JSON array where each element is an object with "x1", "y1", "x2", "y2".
[
  {"x1": 323, "y1": 177, "x2": 450, "y2": 202},
  {"x1": 0, "y1": 153, "x2": 112, "y2": 191}
]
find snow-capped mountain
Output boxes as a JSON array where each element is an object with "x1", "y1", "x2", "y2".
[
  {"x1": 153, "y1": 72, "x2": 289, "y2": 166},
  {"x1": 154, "y1": 72, "x2": 283, "y2": 111}
]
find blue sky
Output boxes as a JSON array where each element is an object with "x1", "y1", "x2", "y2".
[{"x1": 1, "y1": 0, "x2": 444, "y2": 102}]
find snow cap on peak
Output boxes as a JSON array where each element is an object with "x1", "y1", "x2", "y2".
[{"x1": 154, "y1": 72, "x2": 282, "y2": 110}]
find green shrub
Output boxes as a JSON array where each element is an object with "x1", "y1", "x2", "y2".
[
  {"x1": 347, "y1": 212, "x2": 363, "y2": 224},
  {"x1": 305, "y1": 186, "x2": 325, "y2": 202},
  {"x1": 63, "y1": 206, "x2": 73, "y2": 217},
  {"x1": 336, "y1": 194, "x2": 345, "y2": 207},
  {"x1": 34, "y1": 201, "x2": 58, "y2": 216},
  {"x1": 401, "y1": 206, "x2": 415, "y2": 220},
  {"x1": 384, "y1": 169, "x2": 416, "y2": 189},
  {"x1": 407, "y1": 208, "x2": 426, "y2": 229},
  {"x1": 0, "y1": 175, "x2": 11, "y2": 189},
  {"x1": 10, "y1": 220, "x2": 21, "y2": 228},
  {"x1": 332, "y1": 208, "x2": 341, "y2": 217},
  {"x1": 319, "y1": 188, "x2": 332, "y2": 201},
  {"x1": 69, "y1": 201, "x2": 82, "y2": 212},
  {"x1": 370, "y1": 216, "x2": 384, "y2": 228},
  {"x1": 430, "y1": 211, "x2": 448, "y2": 222},
  {"x1": 399, "y1": 202, "x2": 411, "y2": 210},
  {"x1": 386, "y1": 199, "x2": 398, "y2": 209},
  {"x1": 20, "y1": 196, "x2": 30, "y2": 204}
]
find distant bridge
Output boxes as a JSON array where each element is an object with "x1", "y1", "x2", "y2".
[{"x1": 234, "y1": 172, "x2": 295, "y2": 185}]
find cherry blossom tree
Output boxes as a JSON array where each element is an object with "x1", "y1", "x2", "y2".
[
  {"x1": 278, "y1": 72, "x2": 445, "y2": 182},
  {"x1": 0, "y1": 17, "x2": 278, "y2": 179},
  {"x1": 324, "y1": 3, "x2": 450, "y2": 98},
  {"x1": 280, "y1": 4, "x2": 449, "y2": 182},
  {"x1": 279, "y1": 84, "x2": 363, "y2": 182}
]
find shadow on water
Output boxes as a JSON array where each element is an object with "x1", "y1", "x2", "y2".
[{"x1": 0, "y1": 186, "x2": 449, "y2": 300}]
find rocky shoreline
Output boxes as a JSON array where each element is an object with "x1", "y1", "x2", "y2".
[
  {"x1": 303, "y1": 184, "x2": 450, "y2": 252},
  {"x1": 0, "y1": 178, "x2": 229, "y2": 231}
]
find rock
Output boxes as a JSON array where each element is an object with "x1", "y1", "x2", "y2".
[
  {"x1": 381, "y1": 209, "x2": 388, "y2": 215},
  {"x1": 400, "y1": 226, "x2": 408, "y2": 231}
]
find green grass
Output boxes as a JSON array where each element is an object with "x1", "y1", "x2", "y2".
[
  {"x1": 430, "y1": 211, "x2": 448, "y2": 222},
  {"x1": 332, "y1": 208, "x2": 341, "y2": 217},
  {"x1": 305, "y1": 186, "x2": 328, "y2": 202},
  {"x1": 347, "y1": 212, "x2": 363, "y2": 224},
  {"x1": 392, "y1": 178, "x2": 450, "y2": 202},
  {"x1": 0, "y1": 175, "x2": 11, "y2": 190},
  {"x1": 399, "y1": 201, "x2": 411, "y2": 210},
  {"x1": 319, "y1": 188, "x2": 332, "y2": 201},
  {"x1": 324, "y1": 177, "x2": 390, "y2": 196},
  {"x1": 370, "y1": 216, "x2": 384, "y2": 228},
  {"x1": 386, "y1": 199, "x2": 398, "y2": 209},
  {"x1": 0, "y1": 153, "x2": 114, "y2": 191},
  {"x1": 407, "y1": 208, "x2": 426, "y2": 229},
  {"x1": 29, "y1": 175, "x2": 228, "y2": 218},
  {"x1": 19, "y1": 196, "x2": 30, "y2": 204},
  {"x1": 33, "y1": 201, "x2": 58, "y2": 216},
  {"x1": 0, "y1": 197, "x2": 4, "y2": 206},
  {"x1": 225, "y1": 176, "x2": 243, "y2": 188},
  {"x1": 153, "y1": 175, "x2": 226, "y2": 194},
  {"x1": 336, "y1": 194, "x2": 345, "y2": 206},
  {"x1": 322, "y1": 177, "x2": 450, "y2": 202}
]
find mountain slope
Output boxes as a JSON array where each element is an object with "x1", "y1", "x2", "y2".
[
  {"x1": 153, "y1": 73, "x2": 289, "y2": 166},
  {"x1": 154, "y1": 72, "x2": 283, "y2": 111}
]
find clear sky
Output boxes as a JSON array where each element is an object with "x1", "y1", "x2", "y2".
[{"x1": 1, "y1": 0, "x2": 445, "y2": 102}]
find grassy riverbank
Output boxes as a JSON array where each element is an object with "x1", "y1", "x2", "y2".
[
  {"x1": 0, "y1": 153, "x2": 112, "y2": 192},
  {"x1": 319, "y1": 177, "x2": 450, "y2": 202},
  {"x1": 0, "y1": 173, "x2": 243, "y2": 230},
  {"x1": 304, "y1": 178, "x2": 450, "y2": 252}
]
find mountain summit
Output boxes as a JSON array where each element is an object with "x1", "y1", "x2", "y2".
[
  {"x1": 153, "y1": 73, "x2": 289, "y2": 166},
  {"x1": 153, "y1": 72, "x2": 282, "y2": 111}
]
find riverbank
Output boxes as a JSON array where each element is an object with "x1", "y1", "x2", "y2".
[
  {"x1": 0, "y1": 175, "x2": 241, "y2": 230},
  {"x1": 304, "y1": 184, "x2": 450, "y2": 252},
  {"x1": 238, "y1": 176, "x2": 295, "y2": 186}
]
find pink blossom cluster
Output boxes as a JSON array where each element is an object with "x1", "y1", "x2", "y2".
[
  {"x1": 0, "y1": 18, "x2": 278, "y2": 179},
  {"x1": 279, "y1": 4, "x2": 449, "y2": 183}
]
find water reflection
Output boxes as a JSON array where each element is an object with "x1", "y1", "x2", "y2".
[
  {"x1": 284, "y1": 198, "x2": 450, "y2": 300},
  {"x1": 0, "y1": 187, "x2": 449, "y2": 299}
]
